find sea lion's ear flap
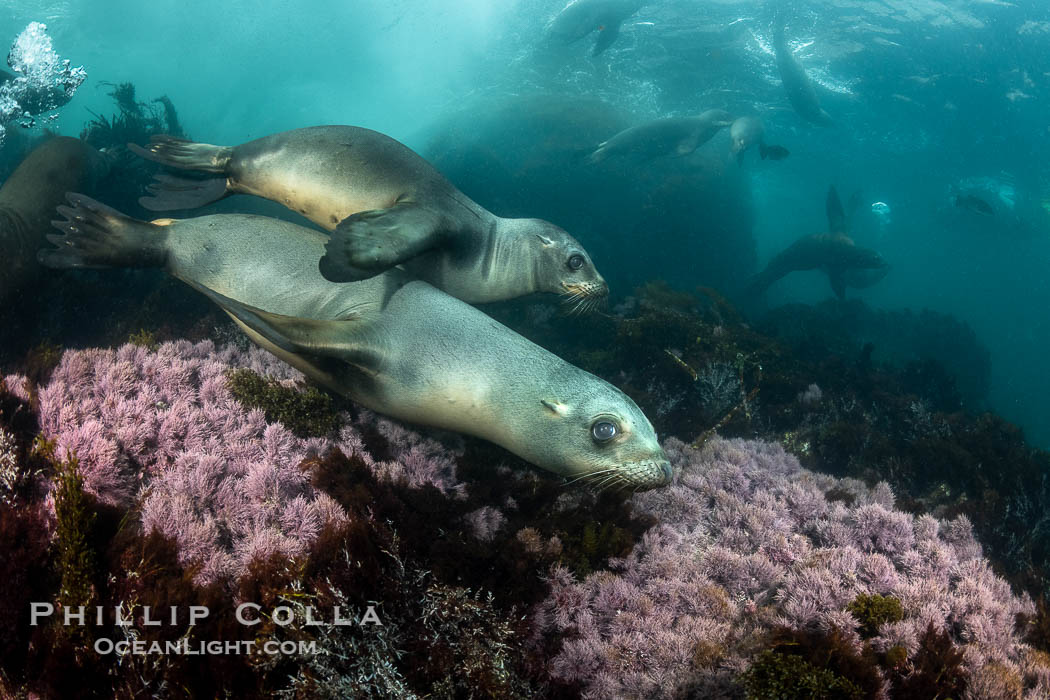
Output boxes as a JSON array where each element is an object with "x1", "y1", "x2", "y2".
[
  {"x1": 541, "y1": 399, "x2": 568, "y2": 416},
  {"x1": 320, "y1": 202, "x2": 448, "y2": 283},
  {"x1": 535, "y1": 234, "x2": 555, "y2": 247},
  {"x1": 180, "y1": 278, "x2": 376, "y2": 368},
  {"x1": 828, "y1": 269, "x2": 846, "y2": 301}
]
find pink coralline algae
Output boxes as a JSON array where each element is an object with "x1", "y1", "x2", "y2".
[
  {"x1": 532, "y1": 436, "x2": 1045, "y2": 699},
  {"x1": 15, "y1": 340, "x2": 466, "y2": 585}
]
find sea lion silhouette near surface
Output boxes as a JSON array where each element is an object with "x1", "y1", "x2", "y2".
[
  {"x1": 588, "y1": 110, "x2": 735, "y2": 164},
  {"x1": 0, "y1": 136, "x2": 108, "y2": 305},
  {"x1": 129, "y1": 126, "x2": 608, "y2": 309},
  {"x1": 746, "y1": 186, "x2": 888, "y2": 300},
  {"x1": 773, "y1": 14, "x2": 834, "y2": 126},
  {"x1": 547, "y1": 0, "x2": 646, "y2": 56},
  {"x1": 40, "y1": 195, "x2": 672, "y2": 490}
]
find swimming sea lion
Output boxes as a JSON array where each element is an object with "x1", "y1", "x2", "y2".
[
  {"x1": 0, "y1": 136, "x2": 108, "y2": 305},
  {"x1": 548, "y1": 0, "x2": 646, "y2": 56},
  {"x1": 728, "y1": 116, "x2": 788, "y2": 164},
  {"x1": 588, "y1": 110, "x2": 734, "y2": 164},
  {"x1": 772, "y1": 14, "x2": 833, "y2": 126},
  {"x1": 955, "y1": 194, "x2": 995, "y2": 216},
  {"x1": 746, "y1": 186, "x2": 888, "y2": 299},
  {"x1": 40, "y1": 195, "x2": 672, "y2": 490},
  {"x1": 128, "y1": 126, "x2": 608, "y2": 308}
]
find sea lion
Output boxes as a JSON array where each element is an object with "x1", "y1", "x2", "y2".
[
  {"x1": 955, "y1": 194, "x2": 994, "y2": 216},
  {"x1": 40, "y1": 195, "x2": 672, "y2": 490},
  {"x1": 588, "y1": 110, "x2": 734, "y2": 164},
  {"x1": 0, "y1": 136, "x2": 108, "y2": 305},
  {"x1": 547, "y1": 0, "x2": 645, "y2": 56},
  {"x1": 128, "y1": 126, "x2": 608, "y2": 309},
  {"x1": 772, "y1": 14, "x2": 833, "y2": 126},
  {"x1": 746, "y1": 186, "x2": 888, "y2": 299},
  {"x1": 728, "y1": 116, "x2": 788, "y2": 164}
]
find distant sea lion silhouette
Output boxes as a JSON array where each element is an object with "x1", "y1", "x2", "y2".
[
  {"x1": 548, "y1": 0, "x2": 645, "y2": 56},
  {"x1": 728, "y1": 116, "x2": 789, "y2": 164},
  {"x1": 954, "y1": 194, "x2": 995, "y2": 217},
  {"x1": 588, "y1": 110, "x2": 735, "y2": 164},
  {"x1": 128, "y1": 126, "x2": 608, "y2": 308},
  {"x1": 772, "y1": 12, "x2": 834, "y2": 126},
  {"x1": 746, "y1": 186, "x2": 889, "y2": 299},
  {"x1": 40, "y1": 195, "x2": 672, "y2": 490},
  {"x1": 0, "y1": 136, "x2": 107, "y2": 305}
]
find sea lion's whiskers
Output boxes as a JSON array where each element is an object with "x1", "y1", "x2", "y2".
[
  {"x1": 593, "y1": 473, "x2": 628, "y2": 493},
  {"x1": 563, "y1": 468, "x2": 619, "y2": 487}
]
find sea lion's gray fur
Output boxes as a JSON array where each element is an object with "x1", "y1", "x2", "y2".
[
  {"x1": 588, "y1": 110, "x2": 734, "y2": 164},
  {"x1": 40, "y1": 196, "x2": 671, "y2": 490},
  {"x1": 0, "y1": 136, "x2": 107, "y2": 305},
  {"x1": 128, "y1": 126, "x2": 607, "y2": 308}
]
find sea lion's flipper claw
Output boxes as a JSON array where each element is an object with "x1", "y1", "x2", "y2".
[
  {"x1": 139, "y1": 174, "x2": 228, "y2": 211},
  {"x1": 319, "y1": 203, "x2": 447, "y2": 283}
]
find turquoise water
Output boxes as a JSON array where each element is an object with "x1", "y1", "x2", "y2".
[{"x1": 2, "y1": 0, "x2": 1050, "y2": 439}]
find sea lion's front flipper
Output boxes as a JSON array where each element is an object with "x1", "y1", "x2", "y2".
[
  {"x1": 827, "y1": 269, "x2": 846, "y2": 300},
  {"x1": 592, "y1": 22, "x2": 621, "y2": 56},
  {"x1": 826, "y1": 185, "x2": 847, "y2": 234},
  {"x1": 675, "y1": 135, "x2": 700, "y2": 156},
  {"x1": 319, "y1": 202, "x2": 448, "y2": 283},
  {"x1": 181, "y1": 278, "x2": 378, "y2": 369}
]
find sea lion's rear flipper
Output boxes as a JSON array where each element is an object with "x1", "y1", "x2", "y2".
[
  {"x1": 39, "y1": 193, "x2": 167, "y2": 269},
  {"x1": 827, "y1": 269, "x2": 846, "y2": 300},
  {"x1": 139, "y1": 173, "x2": 228, "y2": 211},
  {"x1": 181, "y1": 278, "x2": 379, "y2": 371},
  {"x1": 826, "y1": 185, "x2": 847, "y2": 234},
  {"x1": 592, "y1": 22, "x2": 621, "y2": 56},
  {"x1": 128, "y1": 136, "x2": 233, "y2": 174},
  {"x1": 319, "y1": 203, "x2": 448, "y2": 283},
  {"x1": 129, "y1": 135, "x2": 233, "y2": 211}
]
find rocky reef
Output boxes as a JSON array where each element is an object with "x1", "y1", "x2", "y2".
[{"x1": 0, "y1": 327, "x2": 1047, "y2": 697}]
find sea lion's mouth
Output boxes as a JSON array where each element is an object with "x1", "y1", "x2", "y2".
[
  {"x1": 561, "y1": 281, "x2": 609, "y2": 315},
  {"x1": 568, "y1": 459, "x2": 673, "y2": 492}
]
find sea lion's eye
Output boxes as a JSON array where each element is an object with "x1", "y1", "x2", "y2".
[
  {"x1": 567, "y1": 254, "x2": 585, "y2": 271},
  {"x1": 592, "y1": 420, "x2": 617, "y2": 442}
]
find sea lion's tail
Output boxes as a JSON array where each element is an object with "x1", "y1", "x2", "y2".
[
  {"x1": 128, "y1": 135, "x2": 232, "y2": 211},
  {"x1": 38, "y1": 193, "x2": 168, "y2": 269}
]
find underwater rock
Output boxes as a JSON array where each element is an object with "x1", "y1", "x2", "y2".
[
  {"x1": 760, "y1": 299, "x2": 991, "y2": 410},
  {"x1": 424, "y1": 94, "x2": 755, "y2": 294},
  {"x1": 532, "y1": 436, "x2": 1042, "y2": 698}
]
